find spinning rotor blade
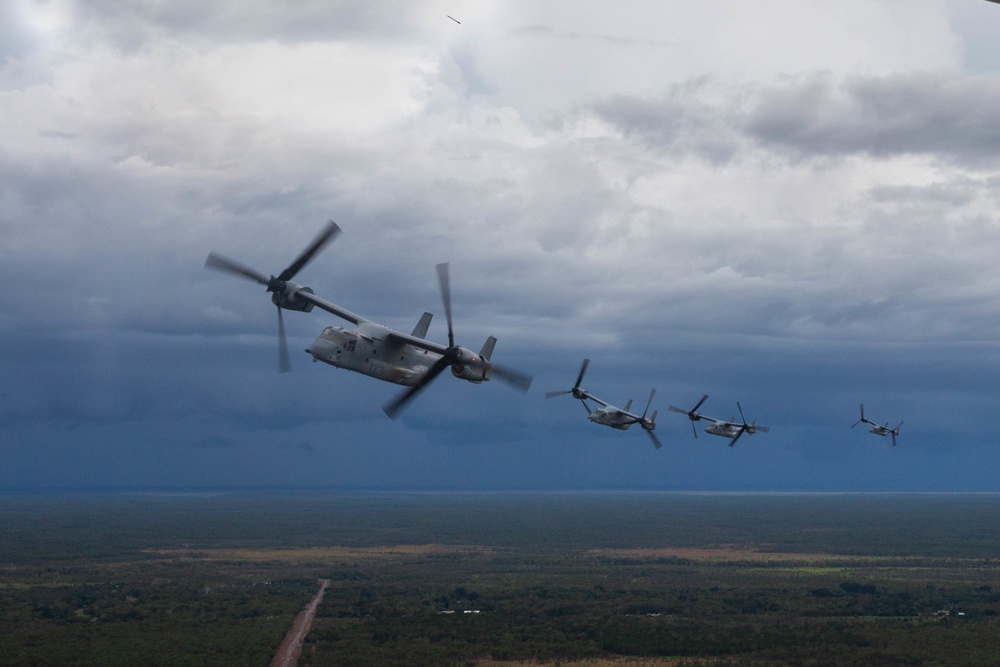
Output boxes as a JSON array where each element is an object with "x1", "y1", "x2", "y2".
[
  {"x1": 546, "y1": 359, "x2": 589, "y2": 399},
  {"x1": 647, "y1": 430, "x2": 662, "y2": 449},
  {"x1": 277, "y1": 306, "x2": 291, "y2": 374},
  {"x1": 664, "y1": 405, "x2": 699, "y2": 438},
  {"x1": 737, "y1": 401, "x2": 747, "y2": 427},
  {"x1": 385, "y1": 262, "x2": 532, "y2": 418},
  {"x1": 729, "y1": 427, "x2": 747, "y2": 447},
  {"x1": 574, "y1": 359, "x2": 590, "y2": 389},
  {"x1": 641, "y1": 388, "x2": 656, "y2": 420},
  {"x1": 205, "y1": 221, "x2": 344, "y2": 374},
  {"x1": 383, "y1": 357, "x2": 452, "y2": 419},
  {"x1": 668, "y1": 394, "x2": 708, "y2": 439},
  {"x1": 642, "y1": 404, "x2": 661, "y2": 449},
  {"x1": 667, "y1": 394, "x2": 708, "y2": 419},
  {"x1": 852, "y1": 404, "x2": 866, "y2": 428},
  {"x1": 487, "y1": 362, "x2": 533, "y2": 393},
  {"x1": 204, "y1": 252, "x2": 269, "y2": 284},
  {"x1": 437, "y1": 263, "x2": 455, "y2": 348},
  {"x1": 277, "y1": 221, "x2": 341, "y2": 282}
]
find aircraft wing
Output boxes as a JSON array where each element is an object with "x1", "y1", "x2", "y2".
[
  {"x1": 295, "y1": 291, "x2": 365, "y2": 325},
  {"x1": 696, "y1": 413, "x2": 725, "y2": 425},
  {"x1": 384, "y1": 329, "x2": 449, "y2": 355},
  {"x1": 579, "y1": 391, "x2": 611, "y2": 408},
  {"x1": 615, "y1": 407, "x2": 644, "y2": 423}
]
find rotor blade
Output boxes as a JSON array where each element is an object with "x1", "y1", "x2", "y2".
[
  {"x1": 574, "y1": 359, "x2": 590, "y2": 389},
  {"x1": 545, "y1": 389, "x2": 572, "y2": 399},
  {"x1": 737, "y1": 401, "x2": 746, "y2": 426},
  {"x1": 754, "y1": 425, "x2": 769, "y2": 433},
  {"x1": 204, "y1": 252, "x2": 269, "y2": 284},
  {"x1": 692, "y1": 394, "x2": 709, "y2": 413},
  {"x1": 484, "y1": 361, "x2": 533, "y2": 393},
  {"x1": 892, "y1": 432, "x2": 897, "y2": 447},
  {"x1": 383, "y1": 357, "x2": 451, "y2": 419},
  {"x1": 647, "y1": 430, "x2": 662, "y2": 449},
  {"x1": 729, "y1": 427, "x2": 746, "y2": 447},
  {"x1": 691, "y1": 420, "x2": 698, "y2": 439},
  {"x1": 277, "y1": 220, "x2": 341, "y2": 282},
  {"x1": 851, "y1": 419, "x2": 862, "y2": 429},
  {"x1": 277, "y1": 306, "x2": 291, "y2": 374},
  {"x1": 642, "y1": 388, "x2": 656, "y2": 419},
  {"x1": 436, "y1": 263, "x2": 454, "y2": 348}
]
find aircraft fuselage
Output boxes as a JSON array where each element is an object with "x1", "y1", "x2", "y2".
[
  {"x1": 306, "y1": 324, "x2": 436, "y2": 385},
  {"x1": 588, "y1": 407, "x2": 637, "y2": 430},
  {"x1": 307, "y1": 322, "x2": 491, "y2": 387},
  {"x1": 705, "y1": 422, "x2": 742, "y2": 439}
]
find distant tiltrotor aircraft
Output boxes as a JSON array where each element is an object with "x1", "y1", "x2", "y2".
[
  {"x1": 668, "y1": 395, "x2": 769, "y2": 447},
  {"x1": 852, "y1": 404, "x2": 902, "y2": 447},
  {"x1": 545, "y1": 359, "x2": 662, "y2": 448}
]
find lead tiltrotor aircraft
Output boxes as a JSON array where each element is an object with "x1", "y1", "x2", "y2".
[
  {"x1": 852, "y1": 404, "x2": 902, "y2": 446},
  {"x1": 545, "y1": 359, "x2": 662, "y2": 448},
  {"x1": 668, "y1": 395, "x2": 769, "y2": 447},
  {"x1": 204, "y1": 221, "x2": 532, "y2": 418}
]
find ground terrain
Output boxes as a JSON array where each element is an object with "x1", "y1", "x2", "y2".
[{"x1": 2, "y1": 492, "x2": 1000, "y2": 666}]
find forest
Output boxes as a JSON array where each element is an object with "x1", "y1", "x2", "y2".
[{"x1": 2, "y1": 492, "x2": 1000, "y2": 666}]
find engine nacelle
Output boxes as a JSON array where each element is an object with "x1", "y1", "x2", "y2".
[
  {"x1": 271, "y1": 284, "x2": 316, "y2": 313},
  {"x1": 451, "y1": 360, "x2": 491, "y2": 383}
]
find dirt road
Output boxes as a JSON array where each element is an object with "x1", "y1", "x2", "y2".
[{"x1": 270, "y1": 578, "x2": 329, "y2": 667}]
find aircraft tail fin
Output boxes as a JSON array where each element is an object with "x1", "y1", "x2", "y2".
[
  {"x1": 411, "y1": 312, "x2": 433, "y2": 338},
  {"x1": 479, "y1": 336, "x2": 497, "y2": 361},
  {"x1": 624, "y1": 399, "x2": 633, "y2": 412}
]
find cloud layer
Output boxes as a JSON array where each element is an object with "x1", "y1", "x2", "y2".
[{"x1": 3, "y1": 0, "x2": 1000, "y2": 490}]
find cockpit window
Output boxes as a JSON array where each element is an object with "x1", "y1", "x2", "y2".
[{"x1": 321, "y1": 327, "x2": 350, "y2": 342}]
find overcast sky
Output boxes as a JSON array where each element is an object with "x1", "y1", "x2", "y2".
[{"x1": 3, "y1": 0, "x2": 1000, "y2": 492}]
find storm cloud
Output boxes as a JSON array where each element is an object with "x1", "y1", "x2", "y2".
[{"x1": 3, "y1": 0, "x2": 1000, "y2": 491}]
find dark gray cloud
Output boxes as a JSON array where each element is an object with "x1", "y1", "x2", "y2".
[
  {"x1": 590, "y1": 84, "x2": 742, "y2": 164},
  {"x1": 746, "y1": 72, "x2": 1000, "y2": 162},
  {"x1": 588, "y1": 71, "x2": 1000, "y2": 166}
]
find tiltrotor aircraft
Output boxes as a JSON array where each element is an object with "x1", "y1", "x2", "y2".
[
  {"x1": 545, "y1": 359, "x2": 662, "y2": 448},
  {"x1": 204, "y1": 221, "x2": 532, "y2": 419},
  {"x1": 852, "y1": 404, "x2": 902, "y2": 446},
  {"x1": 668, "y1": 395, "x2": 769, "y2": 447}
]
